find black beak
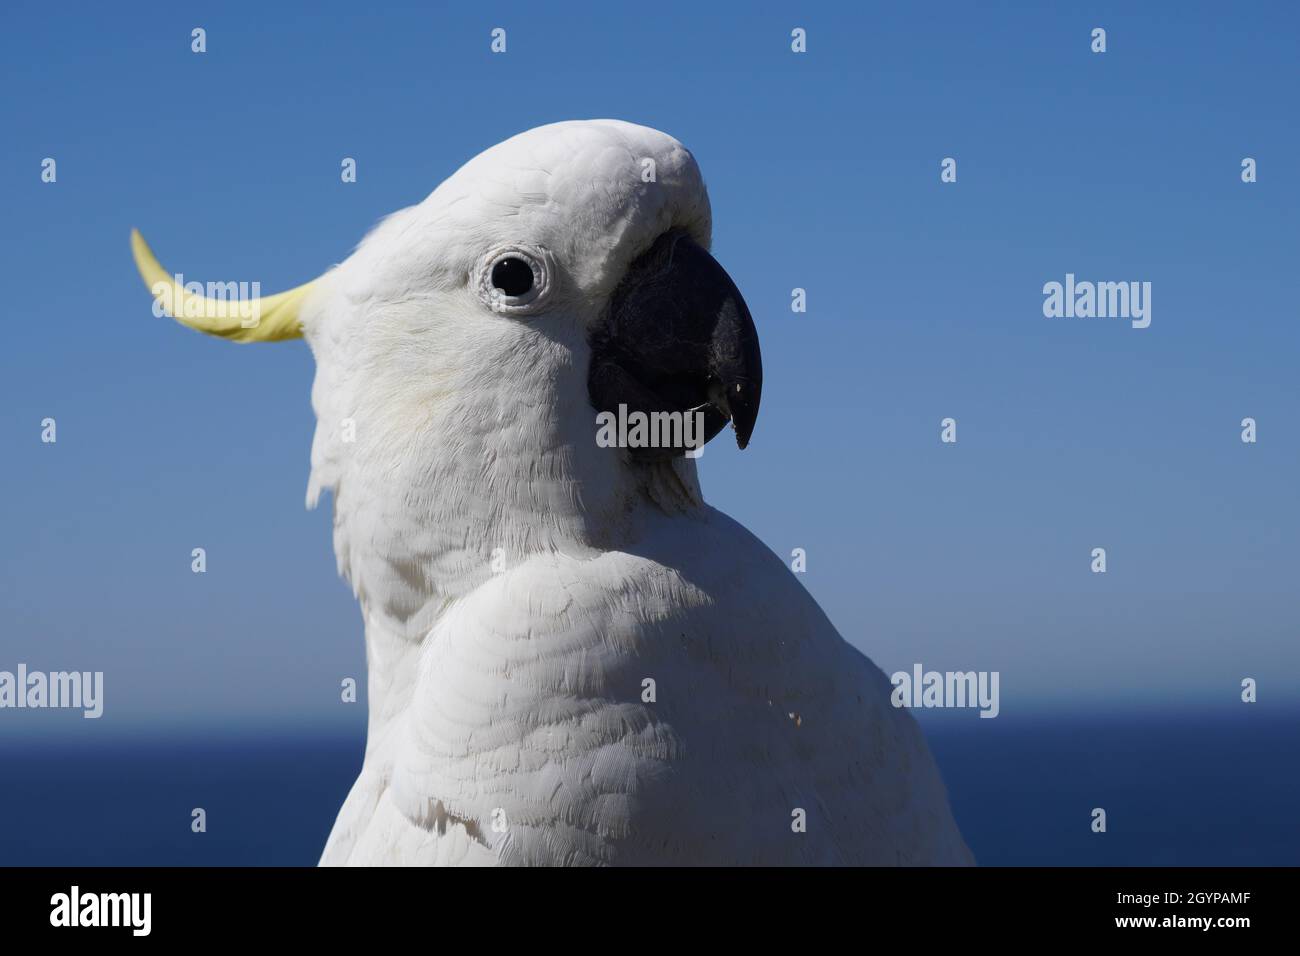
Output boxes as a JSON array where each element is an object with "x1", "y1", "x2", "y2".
[{"x1": 588, "y1": 231, "x2": 762, "y2": 461}]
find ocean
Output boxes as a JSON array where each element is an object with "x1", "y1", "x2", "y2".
[{"x1": 1, "y1": 708, "x2": 1295, "y2": 866}]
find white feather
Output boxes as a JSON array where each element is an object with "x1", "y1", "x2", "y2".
[{"x1": 300, "y1": 120, "x2": 972, "y2": 865}]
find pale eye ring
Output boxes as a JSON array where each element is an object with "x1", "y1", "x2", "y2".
[{"x1": 476, "y1": 244, "x2": 553, "y2": 314}]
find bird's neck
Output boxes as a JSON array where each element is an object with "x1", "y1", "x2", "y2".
[{"x1": 320, "y1": 368, "x2": 703, "y2": 738}]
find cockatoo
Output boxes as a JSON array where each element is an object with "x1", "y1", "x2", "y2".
[{"x1": 132, "y1": 119, "x2": 973, "y2": 866}]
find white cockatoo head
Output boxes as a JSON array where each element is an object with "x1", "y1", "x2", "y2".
[{"x1": 132, "y1": 120, "x2": 762, "y2": 633}]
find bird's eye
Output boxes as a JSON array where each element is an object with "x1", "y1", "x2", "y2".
[
  {"x1": 491, "y1": 257, "x2": 534, "y2": 297},
  {"x1": 477, "y1": 244, "x2": 553, "y2": 315}
]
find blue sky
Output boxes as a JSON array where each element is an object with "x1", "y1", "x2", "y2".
[{"x1": 1, "y1": 0, "x2": 1296, "y2": 735}]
